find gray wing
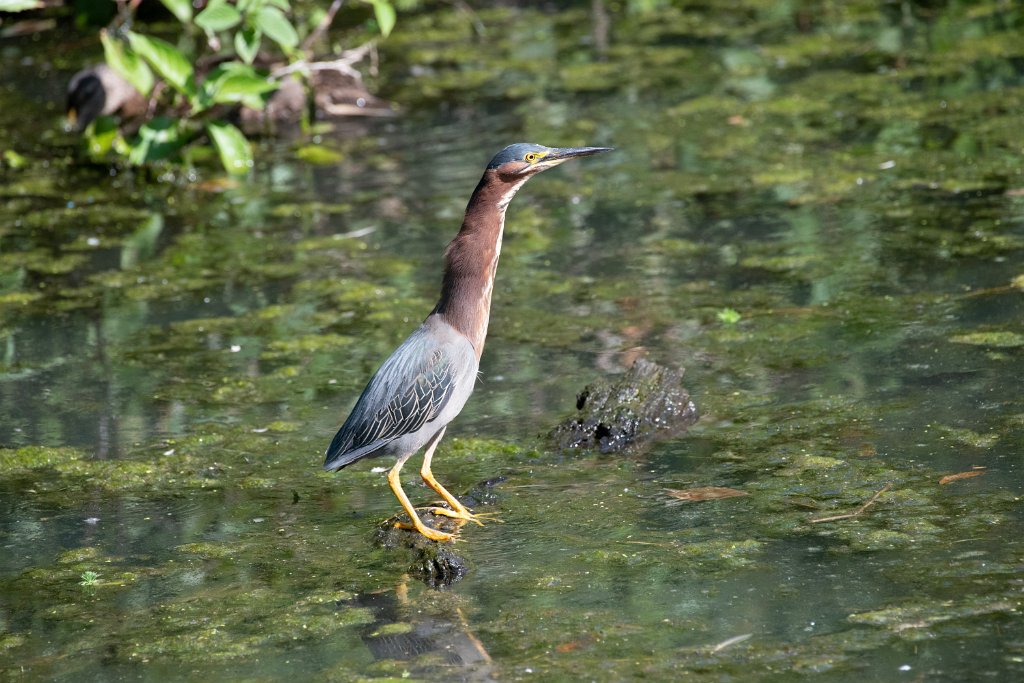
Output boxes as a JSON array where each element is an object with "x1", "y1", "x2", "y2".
[{"x1": 323, "y1": 325, "x2": 460, "y2": 471}]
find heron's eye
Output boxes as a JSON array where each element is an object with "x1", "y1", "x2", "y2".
[{"x1": 525, "y1": 152, "x2": 540, "y2": 163}]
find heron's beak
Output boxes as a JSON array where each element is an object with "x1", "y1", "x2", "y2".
[{"x1": 540, "y1": 146, "x2": 614, "y2": 168}]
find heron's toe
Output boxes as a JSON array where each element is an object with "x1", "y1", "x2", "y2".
[
  {"x1": 393, "y1": 519, "x2": 457, "y2": 542},
  {"x1": 427, "y1": 507, "x2": 501, "y2": 526}
]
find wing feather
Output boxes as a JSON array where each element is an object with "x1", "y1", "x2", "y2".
[{"x1": 324, "y1": 327, "x2": 461, "y2": 470}]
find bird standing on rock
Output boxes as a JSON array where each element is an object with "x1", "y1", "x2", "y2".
[{"x1": 324, "y1": 143, "x2": 611, "y2": 541}]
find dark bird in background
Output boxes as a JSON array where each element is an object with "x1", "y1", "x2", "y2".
[
  {"x1": 66, "y1": 64, "x2": 147, "y2": 130},
  {"x1": 324, "y1": 143, "x2": 611, "y2": 541}
]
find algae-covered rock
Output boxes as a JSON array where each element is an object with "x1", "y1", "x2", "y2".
[
  {"x1": 549, "y1": 358, "x2": 698, "y2": 453},
  {"x1": 949, "y1": 331, "x2": 1024, "y2": 348},
  {"x1": 0, "y1": 446, "x2": 85, "y2": 471},
  {"x1": 848, "y1": 597, "x2": 1018, "y2": 633}
]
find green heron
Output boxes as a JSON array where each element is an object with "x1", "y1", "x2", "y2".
[{"x1": 324, "y1": 143, "x2": 611, "y2": 541}]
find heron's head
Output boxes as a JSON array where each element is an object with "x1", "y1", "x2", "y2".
[{"x1": 486, "y1": 143, "x2": 612, "y2": 182}]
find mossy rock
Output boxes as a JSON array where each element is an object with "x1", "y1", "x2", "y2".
[
  {"x1": 374, "y1": 508, "x2": 474, "y2": 588},
  {"x1": 549, "y1": 358, "x2": 698, "y2": 453}
]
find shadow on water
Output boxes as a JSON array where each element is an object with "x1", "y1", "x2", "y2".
[{"x1": 2, "y1": 0, "x2": 1024, "y2": 680}]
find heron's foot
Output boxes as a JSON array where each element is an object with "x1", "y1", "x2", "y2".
[
  {"x1": 394, "y1": 519, "x2": 458, "y2": 542},
  {"x1": 426, "y1": 506, "x2": 501, "y2": 526}
]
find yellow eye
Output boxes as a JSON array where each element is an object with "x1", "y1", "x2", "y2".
[{"x1": 525, "y1": 152, "x2": 540, "y2": 163}]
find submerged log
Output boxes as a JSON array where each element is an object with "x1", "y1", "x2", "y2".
[{"x1": 549, "y1": 358, "x2": 698, "y2": 454}]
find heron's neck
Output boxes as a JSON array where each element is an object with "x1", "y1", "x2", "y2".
[{"x1": 433, "y1": 170, "x2": 527, "y2": 358}]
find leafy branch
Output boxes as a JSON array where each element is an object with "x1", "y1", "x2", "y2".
[{"x1": 77, "y1": 0, "x2": 397, "y2": 174}]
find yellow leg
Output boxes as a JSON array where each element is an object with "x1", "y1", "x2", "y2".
[
  {"x1": 419, "y1": 427, "x2": 494, "y2": 526},
  {"x1": 387, "y1": 452, "x2": 454, "y2": 542}
]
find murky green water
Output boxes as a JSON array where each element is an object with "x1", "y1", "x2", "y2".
[{"x1": 2, "y1": 2, "x2": 1023, "y2": 681}]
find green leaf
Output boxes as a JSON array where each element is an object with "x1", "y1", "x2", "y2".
[
  {"x1": 127, "y1": 32, "x2": 195, "y2": 98},
  {"x1": 3, "y1": 149, "x2": 28, "y2": 169},
  {"x1": 206, "y1": 121, "x2": 253, "y2": 174},
  {"x1": 158, "y1": 0, "x2": 192, "y2": 23},
  {"x1": 295, "y1": 145, "x2": 343, "y2": 165},
  {"x1": 79, "y1": 570, "x2": 101, "y2": 586},
  {"x1": 367, "y1": 0, "x2": 396, "y2": 38},
  {"x1": 126, "y1": 117, "x2": 182, "y2": 165},
  {"x1": 216, "y1": 74, "x2": 278, "y2": 110},
  {"x1": 195, "y1": 0, "x2": 242, "y2": 33},
  {"x1": 83, "y1": 116, "x2": 122, "y2": 158},
  {"x1": 100, "y1": 31, "x2": 154, "y2": 96},
  {"x1": 716, "y1": 308, "x2": 742, "y2": 325},
  {"x1": 0, "y1": 0, "x2": 43, "y2": 10},
  {"x1": 202, "y1": 64, "x2": 278, "y2": 110},
  {"x1": 234, "y1": 26, "x2": 262, "y2": 65},
  {"x1": 256, "y1": 6, "x2": 298, "y2": 50}
]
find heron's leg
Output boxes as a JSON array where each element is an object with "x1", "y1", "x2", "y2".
[
  {"x1": 419, "y1": 427, "x2": 493, "y2": 526},
  {"x1": 387, "y1": 450, "x2": 454, "y2": 542}
]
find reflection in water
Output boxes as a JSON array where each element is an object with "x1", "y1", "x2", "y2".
[{"x1": 352, "y1": 581, "x2": 495, "y2": 682}]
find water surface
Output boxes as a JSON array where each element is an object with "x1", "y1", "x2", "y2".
[{"x1": 2, "y1": 2, "x2": 1023, "y2": 681}]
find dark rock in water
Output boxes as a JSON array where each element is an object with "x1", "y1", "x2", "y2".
[
  {"x1": 458, "y1": 475, "x2": 506, "y2": 509},
  {"x1": 375, "y1": 510, "x2": 470, "y2": 588},
  {"x1": 236, "y1": 76, "x2": 307, "y2": 133},
  {"x1": 237, "y1": 71, "x2": 394, "y2": 134},
  {"x1": 311, "y1": 69, "x2": 393, "y2": 118},
  {"x1": 549, "y1": 358, "x2": 698, "y2": 453},
  {"x1": 374, "y1": 476, "x2": 506, "y2": 587}
]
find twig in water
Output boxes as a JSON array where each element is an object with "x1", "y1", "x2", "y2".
[
  {"x1": 711, "y1": 633, "x2": 752, "y2": 652},
  {"x1": 809, "y1": 483, "x2": 892, "y2": 524}
]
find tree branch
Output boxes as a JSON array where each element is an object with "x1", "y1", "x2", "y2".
[
  {"x1": 271, "y1": 42, "x2": 375, "y2": 81},
  {"x1": 301, "y1": 0, "x2": 345, "y2": 55}
]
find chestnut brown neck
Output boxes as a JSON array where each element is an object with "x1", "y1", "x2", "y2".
[{"x1": 433, "y1": 169, "x2": 527, "y2": 358}]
